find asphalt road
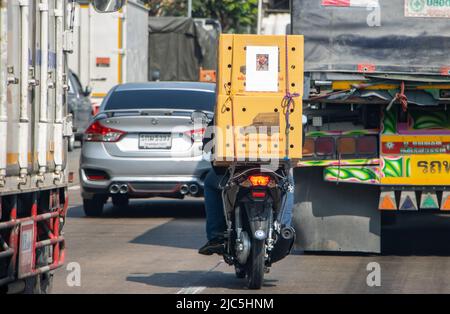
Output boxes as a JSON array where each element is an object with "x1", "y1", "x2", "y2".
[{"x1": 52, "y1": 147, "x2": 450, "y2": 294}]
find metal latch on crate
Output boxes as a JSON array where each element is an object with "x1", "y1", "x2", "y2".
[
  {"x1": 63, "y1": 31, "x2": 74, "y2": 53},
  {"x1": 63, "y1": 114, "x2": 73, "y2": 137}
]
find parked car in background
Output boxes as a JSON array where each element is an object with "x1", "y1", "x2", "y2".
[
  {"x1": 68, "y1": 70, "x2": 93, "y2": 151},
  {"x1": 80, "y1": 82, "x2": 215, "y2": 216}
]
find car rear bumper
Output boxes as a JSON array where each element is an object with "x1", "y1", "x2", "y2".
[{"x1": 80, "y1": 142, "x2": 211, "y2": 199}]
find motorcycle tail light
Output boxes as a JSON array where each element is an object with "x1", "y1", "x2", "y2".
[
  {"x1": 84, "y1": 120, "x2": 127, "y2": 142},
  {"x1": 315, "y1": 137, "x2": 335, "y2": 156},
  {"x1": 249, "y1": 175, "x2": 271, "y2": 187},
  {"x1": 251, "y1": 191, "x2": 266, "y2": 198}
]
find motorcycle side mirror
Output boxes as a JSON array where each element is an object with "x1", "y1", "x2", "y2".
[{"x1": 91, "y1": 0, "x2": 125, "y2": 13}]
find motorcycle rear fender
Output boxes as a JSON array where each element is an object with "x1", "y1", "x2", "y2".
[{"x1": 243, "y1": 200, "x2": 273, "y2": 240}]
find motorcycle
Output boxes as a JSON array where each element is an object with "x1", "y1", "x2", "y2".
[{"x1": 218, "y1": 163, "x2": 296, "y2": 289}]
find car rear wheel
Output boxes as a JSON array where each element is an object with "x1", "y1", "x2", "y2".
[
  {"x1": 83, "y1": 195, "x2": 105, "y2": 217},
  {"x1": 112, "y1": 195, "x2": 129, "y2": 208}
]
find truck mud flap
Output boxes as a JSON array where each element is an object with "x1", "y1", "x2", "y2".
[{"x1": 292, "y1": 167, "x2": 381, "y2": 253}]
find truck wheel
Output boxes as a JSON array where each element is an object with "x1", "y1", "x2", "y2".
[
  {"x1": 23, "y1": 273, "x2": 53, "y2": 294},
  {"x1": 246, "y1": 239, "x2": 265, "y2": 289},
  {"x1": 112, "y1": 195, "x2": 129, "y2": 208},
  {"x1": 83, "y1": 195, "x2": 105, "y2": 217}
]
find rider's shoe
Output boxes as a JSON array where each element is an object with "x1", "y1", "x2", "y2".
[{"x1": 198, "y1": 237, "x2": 225, "y2": 256}]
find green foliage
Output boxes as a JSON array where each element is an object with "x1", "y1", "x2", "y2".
[
  {"x1": 192, "y1": 0, "x2": 258, "y2": 33},
  {"x1": 145, "y1": 0, "x2": 258, "y2": 33},
  {"x1": 146, "y1": 0, "x2": 187, "y2": 17}
]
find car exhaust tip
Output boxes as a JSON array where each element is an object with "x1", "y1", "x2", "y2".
[
  {"x1": 189, "y1": 184, "x2": 199, "y2": 195},
  {"x1": 119, "y1": 184, "x2": 129, "y2": 194},
  {"x1": 180, "y1": 184, "x2": 189, "y2": 195},
  {"x1": 110, "y1": 184, "x2": 120, "y2": 194}
]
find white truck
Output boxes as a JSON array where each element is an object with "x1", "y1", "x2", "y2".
[
  {"x1": 68, "y1": 0, "x2": 149, "y2": 104},
  {"x1": 0, "y1": 0, "x2": 124, "y2": 294}
]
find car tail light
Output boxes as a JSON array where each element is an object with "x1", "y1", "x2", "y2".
[
  {"x1": 84, "y1": 120, "x2": 126, "y2": 142},
  {"x1": 185, "y1": 128, "x2": 205, "y2": 141},
  {"x1": 315, "y1": 137, "x2": 335, "y2": 156},
  {"x1": 357, "y1": 136, "x2": 377, "y2": 155},
  {"x1": 337, "y1": 137, "x2": 357, "y2": 156},
  {"x1": 84, "y1": 169, "x2": 109, "y2": 181},
  {"x1": 251, "y1": 191, "x2": 266, "y2": 199},
  {"x1": 249, "y1": 175, "x2": 271, "y2": 187},
  {"x1": 87, "y1": 175, "x2": 107, "y2": 181},
  {"x1": 303, "y1": 138, "x2": 315, "y2": 157}
]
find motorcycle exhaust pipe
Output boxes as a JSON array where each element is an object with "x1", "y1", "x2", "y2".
[
  {"x1": 281, "y1": 225, "x2": 295, "y2": 240},
  {"x1": 119, "y1": 184, "x2": 129, "y2": 194},
  {"x1": 110, "y1": 184, "x2": 120, "y2": 194},
  {"x1": 269, "y1": 226, "x2": 296, "y2": 264},
  {"x1": 189, "y1": 184, "x2": 199, "y2": 195},
  {"x1": 180, "y1": 184, "x2": 189, "y2": 195}
]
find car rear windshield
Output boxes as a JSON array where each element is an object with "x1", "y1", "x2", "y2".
[{"x1": 104, "y1": 89, "x2": 215, "y2": 112}]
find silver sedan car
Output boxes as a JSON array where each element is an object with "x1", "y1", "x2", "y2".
[{"x1": 80, "y1": 82, "x2": 215, "y2": 216}]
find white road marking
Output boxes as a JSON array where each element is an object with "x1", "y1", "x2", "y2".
[
  {"x1": 68, "y1": 185, "x2": 80, "y2": 191},
  {"x1": 175, "y1": 260, "x2": 224, "y2": 294},
  {"x1": 177, "y1": 286, "x2": 206, "y2": 294}
]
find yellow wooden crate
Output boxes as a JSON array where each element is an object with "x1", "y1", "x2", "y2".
[{"x1": 214, "y1": 34, "x2": 304, "y2": 164}]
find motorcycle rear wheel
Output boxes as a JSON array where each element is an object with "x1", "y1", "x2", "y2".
[
  {"x1": 246, "y1": 239, "x2": 265, "y2": 289},
  {"x1": 235, "y1": 264, "x2": 246, "y2": 279}
]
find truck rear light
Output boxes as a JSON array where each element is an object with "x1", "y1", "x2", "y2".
[
  {"x1": 249, "y1": 175, "x2": 271, "y2": 187},
  {"x1": 84, "y1": 120, "x2": 126, "y2": 142},
  {"x1": 185, "y1": 128, "x2": 205, "y2": 141},
  {"x1": 357, "y1": 136, "x2": 377, "y2": 155},
  {"x1": 337, "y1": 137, "x2": 356, "y2": 156},
  {"x1": 315, "y1": 137, "x2": 335, "y2": 156},
  {"x1": 303, "y1": 138, "x2": 315, "y2": 157}
]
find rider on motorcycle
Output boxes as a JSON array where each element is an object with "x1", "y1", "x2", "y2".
[{"x1": 198, "y1": 120, "x2": 295, "y2": 256}]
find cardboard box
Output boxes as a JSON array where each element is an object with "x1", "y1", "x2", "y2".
[{"x1": 214, "y1": 34, "x2": 304, "y2": 164}]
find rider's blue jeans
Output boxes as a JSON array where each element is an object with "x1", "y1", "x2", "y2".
[{"x1": 204, "y1": 169, "x2": 295, "y2": 241}]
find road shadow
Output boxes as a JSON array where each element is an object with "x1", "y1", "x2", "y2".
[
  {"x1": 67, "y1": 198, "x2": 450, "y2": 256},
  {"x1": 126, "y1": 270, "x2": 278, "y2": 291},
  {"x1": 130, "y1": 218, "x2": 206, "y2": 250},
  {"x1": 381, "y1": 212, "x2": 450, "y2": 256},
  {"x1": 67, "y1": 198, "x2": 205, "y2": 219}
]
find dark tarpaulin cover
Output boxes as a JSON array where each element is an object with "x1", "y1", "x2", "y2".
[
  {"x1": 291, "y1": 0, "x2": 450, "y2": 75},
  {"x1": 148, "y1": 17, "x2": 218, "y2": 82}
]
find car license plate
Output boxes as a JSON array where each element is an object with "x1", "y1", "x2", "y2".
[{"x1": 139, "y1": 133, "x2": 172, "y2": 149}]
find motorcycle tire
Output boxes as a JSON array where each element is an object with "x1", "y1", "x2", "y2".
[
  {"x1": 246, "y1": 239, "x2": 265, "y2": 289},
  {"x1": 235, "y1": 265, "x2": 246, "y2": 279}
]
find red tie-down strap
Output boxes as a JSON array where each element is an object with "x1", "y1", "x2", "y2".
[{"x1": 387, "y1": 81, "x2": 408, "y2": 113}]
